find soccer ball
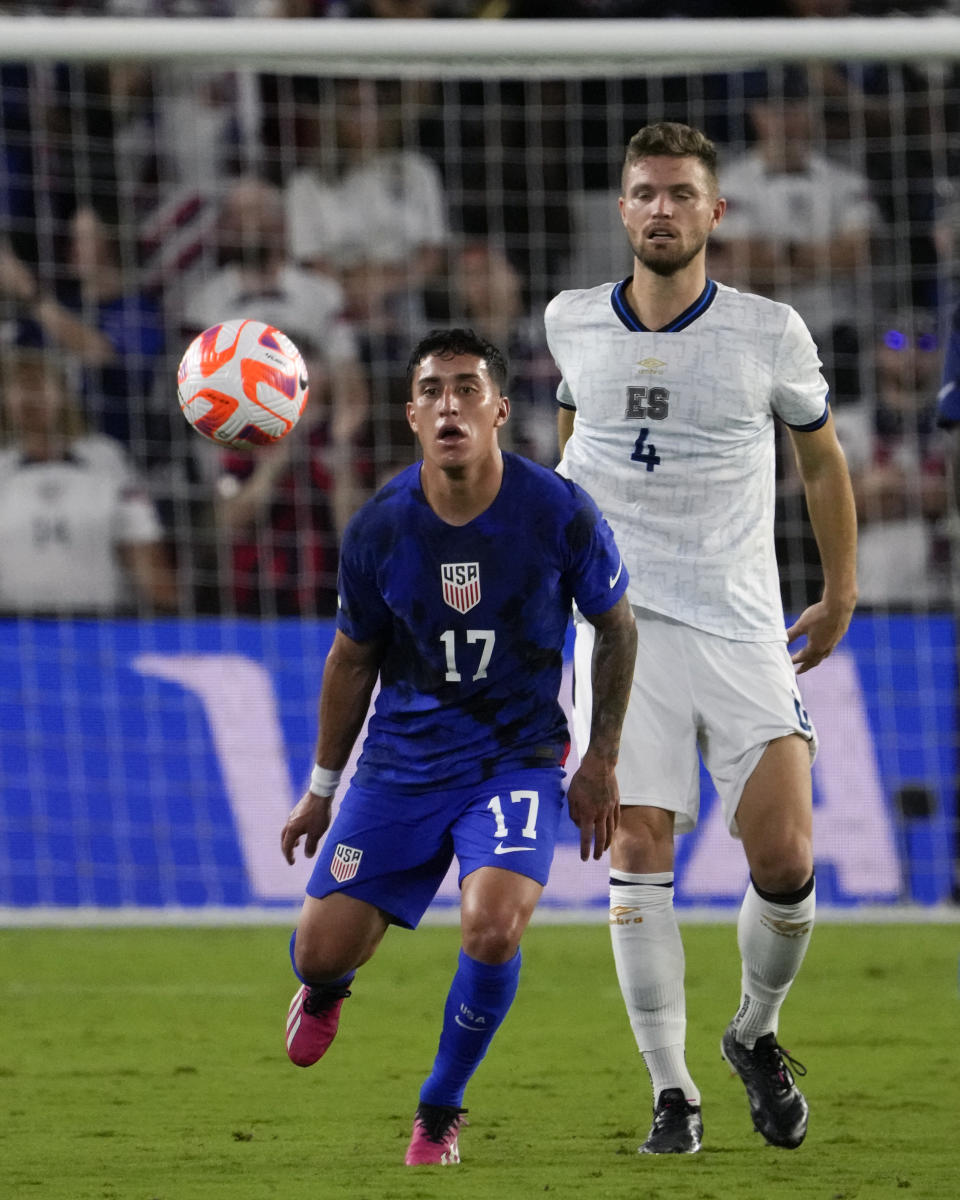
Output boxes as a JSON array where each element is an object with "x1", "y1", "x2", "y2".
[{"x1": 177, "y1": 319, "x2": 309, "y2": 450}]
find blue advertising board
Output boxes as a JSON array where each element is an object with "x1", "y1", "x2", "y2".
[{"x1": 0, "y1": 615, "x2": 955, "y2": 911}]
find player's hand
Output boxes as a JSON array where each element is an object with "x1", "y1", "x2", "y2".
[
  {"x1": 566, "y1": 754, "x2": 621, "y2": 861},
  {"x1": 787, "y1": 596, "x2": 855, "y2": 675},
  {"x1": 281, "y1": 790, "x2": 334, "y2": 865}
]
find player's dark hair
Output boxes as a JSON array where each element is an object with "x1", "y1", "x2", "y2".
[
  {"x1": 406, "y1": 328, "x2": 509, "y2": 394},
  {"x1": 622, "y1": 122, "x2": 719, "y2": 193}
]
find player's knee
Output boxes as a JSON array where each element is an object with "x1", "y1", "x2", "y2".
[
  {"x1": 748, "y1": 836, "x2": 812, "y2": 896},
  {"x1": 294, "y1": 931, "x2": 355, "y2": 984},
  {"x1": 612, "y1": 809, "x2": 674, "y2": 872},
  {"x1": 461, "y1": 916, "x2": 523, "y2": 964},
  {"x1": 294, "y1": 946, "x2": 346, "y2": 984}
]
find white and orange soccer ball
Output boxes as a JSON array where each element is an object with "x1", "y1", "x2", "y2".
[{"x1": 177, "y1": 319, "x2": 309, "y2": 450}]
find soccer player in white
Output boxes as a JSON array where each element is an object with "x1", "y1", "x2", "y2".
[
  {"x1": 546, "y1": 122, "x2": 858, "y2": 1154},
  {"x1": 0, "y1": 346, "x2": 177, "y2": 616}
]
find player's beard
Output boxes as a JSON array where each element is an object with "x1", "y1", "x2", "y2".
[{"x1": 630, "y1": 230, "x2": 709, "y2": 277}]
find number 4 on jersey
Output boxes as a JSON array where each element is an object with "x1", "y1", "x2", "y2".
[{"x1": 630, "y1": 427, "x2": 661, "y2": 472}]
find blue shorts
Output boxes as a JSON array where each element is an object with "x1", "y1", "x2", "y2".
[{"x1": 306, "y1": 767, "x2": 565, "y2": 929}]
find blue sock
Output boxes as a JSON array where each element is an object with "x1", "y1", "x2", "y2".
[
  {"x1": 420, "y1": 948, "x2": 522, "y2": 1108},
  {"x1": 288, "y1": 929, "x2": 354, "y2": 991}
]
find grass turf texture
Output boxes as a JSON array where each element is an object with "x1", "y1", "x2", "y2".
[{"x1": 1, "y1": 923, "x2": 956, "y2": 1200}]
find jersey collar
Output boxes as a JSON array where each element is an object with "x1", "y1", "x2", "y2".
[{"x1": 611, "y1": 277, "x2": 718, "y2": 333}]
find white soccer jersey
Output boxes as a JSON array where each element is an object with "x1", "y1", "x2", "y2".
[
  {"x1": 712, "y1": 151, "x2": 878, "y2": 337},
  {"x1": 547, "y1": 279, "x2": 829, "y2": 641},
  {"x1": 286, "y1": 150, "x2": 449, "y2": 269},
  {"x1": 0, "y1": 435, "x2": 162, "y2": 613},
  {"x1": 184, "y1": 264, "x2": 358, "y2": 364}
]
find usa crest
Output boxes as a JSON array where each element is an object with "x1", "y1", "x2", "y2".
[
  {"x1": 441, "y1": 562, "x2": 481, "y2": 614},
  {"x1": 330, "y1": 843, "x2": 363, "y2": 883}
]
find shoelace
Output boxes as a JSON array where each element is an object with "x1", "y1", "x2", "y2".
[
  {"x1": 652, "y1": 1103, "x2": 681, "y2": 1130},
  {"x1": 302, "y1": 984, "x2": 351, "y2": 1015},
  {"x1": 760, "y1": 1040, "x2": 807, "y2": 1090},
  {"x1": 653, "y1": 1093, "x2": 691, "y2": 1126},
  {"x1": 417, "y1": 1106, "x2": 468, "y2": 1144}
]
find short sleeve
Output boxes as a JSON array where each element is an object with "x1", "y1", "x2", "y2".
[
  {"x1": 97, "y1": 441, "x2": 163, "y2": 544},
  {"x1": 405, "y1": 154, "x2": 449, "y2": 247},
  {"x1": 563, "y1": 483, "x2": 629, "y2": 618},
  {"x1": 833, "y1": 171, "x2": 879, "y2": 235},
  {"x1": 771, "y1": 307, "x2": 829, "y2": 430},
  {"x1": 115, "y1": 483, "x2": 164, "y2": 544},
  {"x1": 544, "y1": 294, "x2": 576, "y2": 411},
  {"x1": 937, "y1": 307, "x2": 960, "y2": 428},
  {"x1": 286, "y1": 171, "x2": 342, "y2": 265},
  {"x1": 334, "y1": 521, "x2": 392, "y2": 644},
  {"x1": 324, "y1": 313, "x2": 359, "y2": 364}
]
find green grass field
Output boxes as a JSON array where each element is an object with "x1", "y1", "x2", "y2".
[{"x1": 1, "y1": 921, "x2": 957, "y2": 1200}]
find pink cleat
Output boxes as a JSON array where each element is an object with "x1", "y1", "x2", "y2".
[
  {"x1": 285, "y1": 982, "x2": 350, "y2": 1067},
  {"x1": 404, "y1": 1103, "x2": 468, "y2": 1166}
]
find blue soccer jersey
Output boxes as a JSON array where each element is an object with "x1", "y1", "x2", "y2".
[
  {"x1": 937, "y1": 302, "x2": 960, "y2": 427},
  {"x1": 335, "y1": 451, "x2": 627, "y2": 791}
]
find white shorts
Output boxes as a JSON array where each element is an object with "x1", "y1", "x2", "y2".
[{"x1": 572, "y1": 606, "x2": 817, "y2": 837}]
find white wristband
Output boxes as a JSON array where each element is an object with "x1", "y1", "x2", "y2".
[{"x1": 309, "y1": 764, "x2": 342, "y2": 796}]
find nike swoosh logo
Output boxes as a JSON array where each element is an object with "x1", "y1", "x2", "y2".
[
  {"x1": 493, "y1": 843, "x2": 536, "y2": 855},
  {"x1": 609, "y1": 558, "x2": 623, "y2": 588}
]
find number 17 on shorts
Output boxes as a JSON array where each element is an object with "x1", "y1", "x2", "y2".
[{"x1": 454, "y1": 769, "x2": 565, "y2": 885}]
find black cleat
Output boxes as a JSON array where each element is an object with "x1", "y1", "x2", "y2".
[
  {"x1": 638, "y1": 1087, "x2": 703, "y2": 1154},
  {"x1": 721, "y1": 1026, "x2": 809, "y2": 1149}
]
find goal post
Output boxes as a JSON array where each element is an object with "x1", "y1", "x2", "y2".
[
  {"x1": 0, "y1": 15, "x2": 957, "y2": 919},
  {"x1": 1, "y1": 16, "x2": 959, "y2": 68}
]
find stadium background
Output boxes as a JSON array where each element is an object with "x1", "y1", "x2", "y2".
[{"x1": 1, "y1": 10, "x2": 958, "y2": 920}]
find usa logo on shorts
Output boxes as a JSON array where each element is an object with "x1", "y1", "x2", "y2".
[
  {"x1": 331, "y1": 843, "x2": 363, "y2": 883},
  {"x1": 441, "y1": 562, "x2": 481, "y2": 614}
]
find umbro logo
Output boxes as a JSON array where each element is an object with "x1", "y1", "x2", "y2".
[
  {"x1": 609, "y1": 903, "x2": 644, "y2": 926},
  {"x1": 762, "y1": 917, "x2": 813, "y2": 938},
  {"x1": 637, "y1": 357, "x2": 666, "y2": 373}
]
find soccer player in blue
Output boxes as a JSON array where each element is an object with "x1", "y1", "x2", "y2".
[
  {"x1": 936, "y1": 297, "x2": 960, "y2": 903},
  {"x1": 280, "y1": 328, "x2": 637, "y2": 1165},
  {"x1": 937, "y1": 298, "x2": 960, "y2": 443}
]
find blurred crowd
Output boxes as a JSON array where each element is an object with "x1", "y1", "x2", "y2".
[{"x1": 1, "y1": 0, "x2": 959, "y2": 617}]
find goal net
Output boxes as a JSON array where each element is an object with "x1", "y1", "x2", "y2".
[{"x1": 0, "y1": 15, "x2": 957, "y2": 917}]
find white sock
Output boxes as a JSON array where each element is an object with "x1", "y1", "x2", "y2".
[
  {"x1": 733, "y1": 877, "x2": 816, "y2": 1049},
  {"x1": 609, "y1": 873, "x2": 700, "y2": 1106}
]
